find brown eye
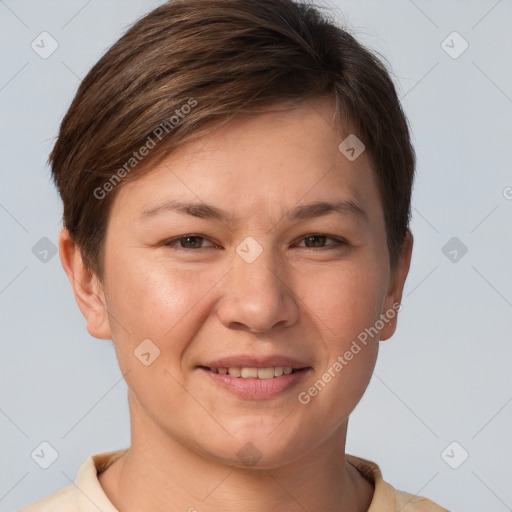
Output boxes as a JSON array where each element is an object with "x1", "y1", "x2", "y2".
[
  {"x1": 163, "y1": 235, "x2": 215, "y2": 249},
  {"x1": 298, "y1": 235, "x2": 345, "y2": 248},
  {"x1": 304, "y1": 235, "x2": 328, "y2": 247},
  {"x1": 180, "y1": 236, "x2": 204, "y2": 249}
]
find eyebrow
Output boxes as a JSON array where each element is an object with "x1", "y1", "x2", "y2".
[{"x1": 139, "y1": 199, "x2": 368, "y2": 224}]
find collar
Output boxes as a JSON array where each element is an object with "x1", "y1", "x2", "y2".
[{"x1": 72, "y1": 449, "x2": 429, "y2": 511}]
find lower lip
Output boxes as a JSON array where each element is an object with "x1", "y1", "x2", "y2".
[{"x1": 199, "y1": 367, "x2": 310, "y2": 399}]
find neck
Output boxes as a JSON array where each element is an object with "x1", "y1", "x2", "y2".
[{"x1": 99, "y1": 393, "x2": 374, "y2": 512}]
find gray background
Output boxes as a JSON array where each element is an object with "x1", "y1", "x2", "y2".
[{"x1": 1, "y1": 1, "x2": 511, "y2": 510}]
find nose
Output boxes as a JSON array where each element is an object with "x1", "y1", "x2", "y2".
[{"x1": 215, "y1": 244, "x2": 300, "y2": 333}]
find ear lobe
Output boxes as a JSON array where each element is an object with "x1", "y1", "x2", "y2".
[
  {"x1": 379, "y1": 230, "x2": 413, "y2": 341},
  {"x1": 58, "y1": 228, "x2": 112, "y2": 340}
]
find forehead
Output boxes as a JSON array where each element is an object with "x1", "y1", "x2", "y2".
[{"x1": 110, "y1": 96, "x2": 382, "y2": 227}]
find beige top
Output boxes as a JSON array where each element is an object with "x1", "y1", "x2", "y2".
[{"x1": 19, "y1": 449, "x2": 449, "y2": 511}]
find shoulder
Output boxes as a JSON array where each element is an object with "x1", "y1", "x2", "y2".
[
  {"x1": 18, "y1": 449, "x2": 127, "y2": 512},
  {"x1": 18, "y1": 485, "x2": 77, "y2": 512},
  {"x1": 395, "y1": 489, "x2": 451, "y2": 511},
  {"x1": 345, "y1": 453, "x2": 450, "y2": 512}
]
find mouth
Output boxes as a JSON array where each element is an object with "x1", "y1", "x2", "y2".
[
  {"x1": 200, "y1": 366, "x2": 303, "y2": 379},
  {"x1": 198, "y1": 365, "x2": 311, "y2": 399}
]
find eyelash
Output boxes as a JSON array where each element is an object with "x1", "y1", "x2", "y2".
[{"x1": 162, "y1": 234, "x2": 348, "y2": 251}]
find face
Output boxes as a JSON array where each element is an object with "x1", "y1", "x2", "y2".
[{"x1": 91, "y1": 96, "x2": 411, "y2": 467}]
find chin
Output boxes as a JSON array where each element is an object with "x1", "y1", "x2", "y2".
[{"x1": 208, "y1": 430, "x2": 310, "y2": 470}]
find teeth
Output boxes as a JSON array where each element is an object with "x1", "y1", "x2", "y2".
[
  {"x1": 227, "y1": 367, "x2": 241, "y2": 377},
  {"x1": 257, "y1": 367, "x2": 275, "y2": 380},
  {"x1": 209, "y1": 366, "x2": 296, "y2": 378},
  {"x1": 241, "y1": 367, "x2": 258, "y2": 378}
]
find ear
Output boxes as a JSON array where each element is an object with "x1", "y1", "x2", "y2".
[
  {"x1": 379, "y1": 230, "x2": 413, "y2": 341},
  {"x1": 58, "y1": 228, "x2": 112, "y2": 340}
]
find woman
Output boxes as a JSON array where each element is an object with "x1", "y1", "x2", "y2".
[{"x1": 21, "y1": 0, "x2": 448, "y2": 510}]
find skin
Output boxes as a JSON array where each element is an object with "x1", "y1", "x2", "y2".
[{"x1": 60, "y1": 95, "x2": 413, "y2": 512}]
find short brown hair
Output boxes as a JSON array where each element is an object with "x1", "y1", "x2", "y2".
[{"x1": 50, "y1": 0, "x2": 415, "y2": 278}]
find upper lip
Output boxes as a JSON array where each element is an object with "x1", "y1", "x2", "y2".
[{"x1": 199, "y1": 355, "x2": 310, "y2": 369}]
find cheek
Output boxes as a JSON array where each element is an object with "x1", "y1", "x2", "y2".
[
  {"x1": 103, "y1": 258, "x2": 222, "y2": 365},
  {"x1": 300, "y1": 258, "x2": 386, "y2": 341},
  {"x1": 102, "y1": 262, "x2": 217, "y2": 413},
  {"x1": 296, "y1": 262, "x2": 384, "y2": 405}
]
